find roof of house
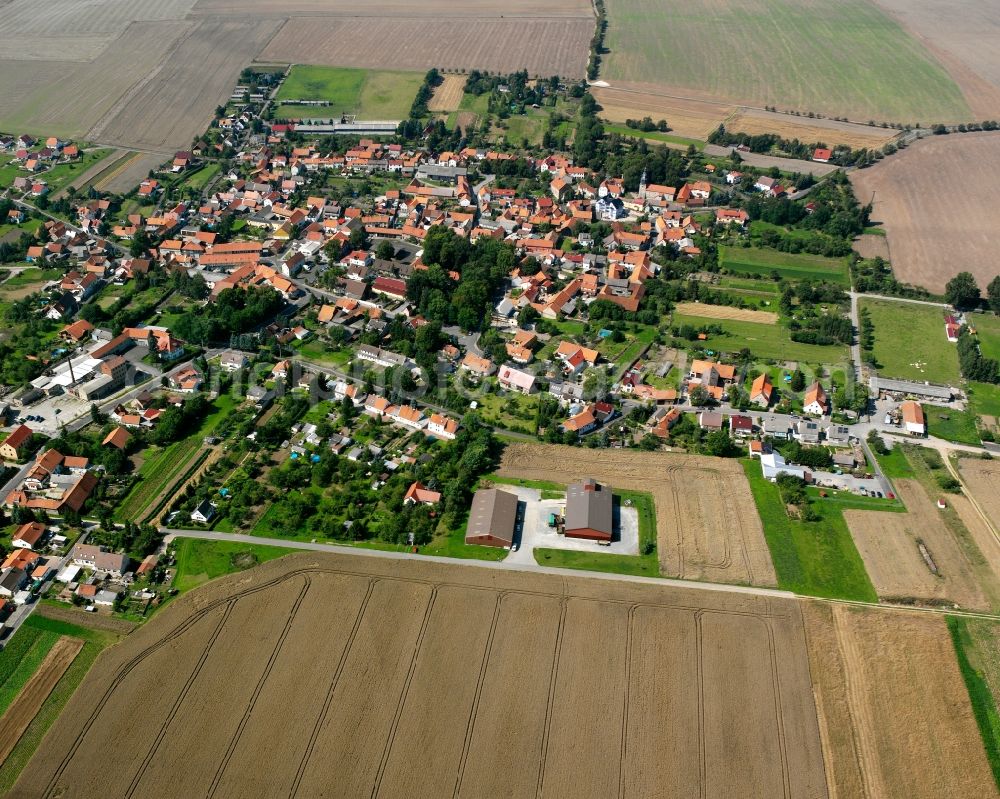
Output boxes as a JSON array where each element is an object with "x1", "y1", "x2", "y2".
[
  {"x1": 404, "y1": 481, "x2": 441, "y2": 504},
  {"x1": 804, "y1": 381, "x2": 828, "y2": 408},
  {"x1": 564, "y1": 478, "x2": 613, "y2": 537},
  {"x1": 466, "y1": 488, "x2": 518, "y2": 545},
  {"x1": 901, "y1": 401, "x2": 925, "y2": 425},
  {"x1": 2, "y1": 424, "x2": 33, "y2": 453},
  {"x1": 102, "y1": 427, "x2": 131, "y2": 449},
  {"x1": 13, "y1": 521, "x2": 45, "y2": 547},
  {"x1": 751, "y1": 373, "x2": 773, "y2": 400}
]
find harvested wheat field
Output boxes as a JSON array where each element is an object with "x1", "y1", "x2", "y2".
[
  {"x1": 498, "y1": 443, "x2": 776, "y2": 587},
  {"x1": 428, "y1": 74, "x2": 467, "y2": 113},
  {"x1": 804, "y1": 602, "x2": 997, "y2": 798},
  {"x1": 844, "y1": 478, "x2": 998, "y2": 610},
  {"x1": 674, "y1": 301, "x2": 778, "y2": 325},
  {"x1": 853, "y1": 233, "x2": 891, "y2": 260},
  {"x1": 726, "y1": 109, "x2": 899, "y2": 149},
  {"x1": 0, "y1": 636, "x2": 84, "y2": 764},
  {"x1": 591, "y1": 85, "x2": 732, "y2": 140},
  {"x1": 11, "y1": 552, "x2": 828, "y2": 799},
  {"x1": 259, "y1": 17, "x2": 592, "y2": 78},
  {"x1": 851, "y1": 132, "x2": 1000, "y2": 292},
  {"x1": 958, "y1": 457, "x2": 1000, "y2": 534}
]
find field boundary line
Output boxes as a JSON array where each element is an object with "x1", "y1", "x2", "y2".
[
  {"x1": 617, "y1": 604, "x2": 635, "y2": 799},
  {"x1": 369, "y1": 585, "x2": 439, "y2": 799},
  {"x1": 765, "y1": 619, "x2": 792, "y2": 799},
  {"x1": 289, "y1": 578, "x2": 376, "y2": 798},
  {"x1": 452, "y1": 592, "x2": 504, "y2": 798},
  {"x1": 535, "y1": 597, "x2": 567, "y2": 799},
  {"x1": 695, "y1": 609, "x2": 706, "y2": 799},
  {"x1": 123, "y1": 602, "x2": 235, "y2": 799},
  {"x1": 207, "y1": 575, "x2": 311, "y2": 798}
]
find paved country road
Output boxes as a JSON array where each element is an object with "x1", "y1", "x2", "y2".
[{"x1": 161, "y1": 528, "x2": 1000, "y2": 623}]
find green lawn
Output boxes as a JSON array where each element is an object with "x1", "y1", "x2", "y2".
[
  {"x1": 276, "y1": 66, "x2": 422, "y2": 119},
  {"x1": 947, "y1": 616, "x2": 1000, "y2": 791},
  {"x1": 742, "y1": 460, "x2": 878, "y2": 601},
  {"x1": 180, "y1": 163, "x2": 219, "y2": 192},
  {"x1": 172, "y1": 537, "x2": 290, "y2": 593},
  {"x1": 0, "y1": 615, "x2": 120, "y2": 794},
  {"x1": 601, "y1": 0, "x2": 970, "y2": 123},
  {"x1": 602, "y1": 123, "x2": 705, "y2": 150},
  {"x1": 43, "y1": 148, "x2": 114, "y2": 194},
  {"x1": 873, "y1": 444, "x2": 916, "y2": 480},
  {"x1": 973, "y1": 313, "x2": 1000, "y2": 362},
  {"x1": 924, "y1": 405, "x2": 981, "y2": 446},
  {"x1": 673, "y1": 313, "x2": 848, "y2": 363},
  {"x1": 719, "y1": 246, "x2": 850, "y2": 286},
  {"x1": 968, "y1": 382, "x2": 1000, "y2": 419},
  {"x1": 861, "y1": 298, "x2": 960, "y2": 384},
  {"x1": 0, "y1": 267, "x2": 63, "y2": 290}
]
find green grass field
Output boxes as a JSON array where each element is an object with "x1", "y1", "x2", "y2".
[
  {"x1": 924, "y1": 405, "x2": 981, "y2": 446},
  {"x1": 0, "y1": 615, "x2": 120, "y2": 793},
  {"x1": 947, "y1": 616, "x2": 1000, "y2": 790},
  {"x1": 873, "y1": 443, "x2": 916, "y2": 480},
  {"x1": 861, "y1": 298, "x2": 960, "y2": 384},
  {"x1": 973, "y1": 313, "x2": 1000, "y2": 362},
  {"x1": 275, "y1": 66, "x2": 422, "y2": 120},
  {"x1": 742, "y1": 460, "x2": 877, "y2": 601},
  {"x1": 602, "y1": 0, "x2": 970, "y2": 123},
  {"x1": 43, "y1": 148, "x2": 113, "y2": 194},
  {"x1": 719, "y1": 246, "x2": 850, "y2": 286},
  {"x1": 0, "y1": 625, "x2": 60, "y2": 716},
  {"x1": 673, "y1": 313, "x2": 848, "y2": 363},
  {"x1": 172, "y1": 537, "x2": 290, "y2": 592},
  {"x1": 601, "y1": 123, "x2": 705, "y2": 150},
  {"x1": 969, "y1": 382, "x2": 1000, "y2": 420}
]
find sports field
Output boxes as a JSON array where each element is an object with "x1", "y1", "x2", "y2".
[
  {"x1": 275, "y1": 65, "x2": 423, "y2": 119},
  {"x1": 601, "y1": 0, "x2": 971, "y2": 123},
  {"x1": 719, "y1": 246, "x2": 850, "y2": 286},
  {"x1": 860, "y1": 298, "x2": 960, "y2": 384}
]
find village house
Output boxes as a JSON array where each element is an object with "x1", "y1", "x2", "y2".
[
  {"x1": 803, "y1": 381, "x2": 829, "y2": 416},
  {"x1": 750, "y1": 373, "x2": 774, "y2": 408},
  {"x1": 404, "y1": 481, "x2": 441, "y2": 506},
  {"x1": 0, "y1": 424, "x2": 33, "y2": 461}
]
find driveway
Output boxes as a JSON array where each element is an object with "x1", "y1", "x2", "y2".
[{"x1": 501, "y1": 484, "x2": 639, "y2": 565}]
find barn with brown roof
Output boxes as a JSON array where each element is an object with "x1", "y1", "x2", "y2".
[
  {"x1": 465, "y1": 488, "x2": 519, "y2": 548},
  {"x1": 564, "y1": 478, "x2": 614, "y2": 541}
]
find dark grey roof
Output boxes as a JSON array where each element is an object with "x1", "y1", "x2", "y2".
[
  {"x1": 564, "y1": 479, "x2": 613, "y2": 536},
  {"x1": 466, "y1": 488, "x2": 518, "y2": 545}
]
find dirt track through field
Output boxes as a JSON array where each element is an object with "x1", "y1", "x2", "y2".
[
  {"x1": 10, "y1": 552, "x2": 827, "y2": 799},
  {"x1": 497, "y1": 443, "x2": 777, "y2": 587},
  {"x1": 674, "y1": 301, "x2": 778, "y2": 324},
  {"x1": 0, "y1": 636, "x2": 83, "y2": 765},
  {"x1": 803, "y1": 602, "x2": 997, "y2": 798}
]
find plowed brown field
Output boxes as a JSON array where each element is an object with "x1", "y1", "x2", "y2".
[
  {"x1": 850, "y1": 132, "x2": 1000, "y2": 292},
  {"x1": 844, "y1": 478, "x2": 997, "y2": 610},
  {"x1": 803, "y1": 602, "x2": 997, "y2": 799},
  {"x1": 10, "y1": 552, "x2": 827, "y2": 799},
  {"x1": 497, "y1": 443, "x2": 776, "y2": 587},
  {"x1": 259, "y1": 17, "x2": 593, "y2": 78}
]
